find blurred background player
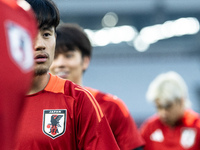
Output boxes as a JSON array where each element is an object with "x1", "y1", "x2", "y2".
[
  {"x1": 0, "y1": 0, "x2": 37, "y2": 149},
  {"x1": 50, "y1": 23, "x2": 145, "y2": 150},
  {"x1": 15, "y1": 0, "x2": 120, "y2": 149},
  {"x1": 140, "y1": 71, "x2": 200, "y2": 150}
]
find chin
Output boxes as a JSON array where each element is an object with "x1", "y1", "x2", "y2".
[
  {"x1": 163, "y1": 120, "x2": 175, "y2": 126},
  {"x1": 34, "y1": 68, "x2": 48, "y2": 76}
]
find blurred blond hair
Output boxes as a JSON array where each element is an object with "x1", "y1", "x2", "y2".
[{"x1": 146, "y1": 71, "x2": 191, "y2": 108}]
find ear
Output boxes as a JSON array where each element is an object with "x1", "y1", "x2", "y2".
[{"x1": 83, "y1": 56, "x2": 90, "y2": 71}]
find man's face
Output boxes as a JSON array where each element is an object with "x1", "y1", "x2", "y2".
[
  {"x1": 50, "y1": 49, "x2": 88, "y2": 84},
  {"x1": 155, "y1": 99, "x2": 184, "y2": 126},
  {"x1": 33, "y1": 26, "x2": 56, "y2": 75}
]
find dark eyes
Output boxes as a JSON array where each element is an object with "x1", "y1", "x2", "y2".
[
  {"x1": 43, "y1": 33, "x2": 51, "y2": 38},
  {"x1": 54, "y1": 53, "x2": 74, "y2": 59},
  {"x1": 157, "y1": 103, "x2": 173, "y2": 110},
  {"x1": 65, "y1": 53, "x2": 73, "y2": 58}
]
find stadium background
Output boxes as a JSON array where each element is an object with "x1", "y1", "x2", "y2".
[{"x1": 53, "y1": 0, "x2": 200, "y2": 126}]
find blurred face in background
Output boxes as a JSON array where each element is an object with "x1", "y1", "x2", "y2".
[
  {"x1": 155, "y1": 98, "x2": 185, "y2": 127},
  {"x1": 50, "y1": 49, "x2": 89, "y2": 85}
]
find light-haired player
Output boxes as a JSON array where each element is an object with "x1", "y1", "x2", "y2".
[{"x1": 140, "y1": 71, "x2": 200, "y2": 150}]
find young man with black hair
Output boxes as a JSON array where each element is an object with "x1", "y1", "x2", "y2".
[
  {"x1": 50, "y1": 23, "x2": 145, "y2": 150},
  {"x1": 15, "y1": 0, "x2": 120, "y2": 149}
]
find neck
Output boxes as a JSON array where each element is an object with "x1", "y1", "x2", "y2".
[
  {"x1": 77, "y1": 79, "x2": 83, "y2": 86},
  {"x1": 166, "y1": 109, "x2": 185, "y2": 127},
  {"x1": 74, "y1": 76, "x2": 83, "y2": 86},
  {"x1": 27, "y1": 73, "x2": 50, "y2": 95}
]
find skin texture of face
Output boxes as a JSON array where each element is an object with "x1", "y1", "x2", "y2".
[
  {"x1": 155, "y1": 98, "x2": 185, "y2": 127},
  {"x1": 34, "y1": 27, "x2": 56, "y2": 76},
  {"x1": 50, "y1": 49, "x2": 89, "y2": 85}
]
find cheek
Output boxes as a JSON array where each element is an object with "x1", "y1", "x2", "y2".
[
  {"x1": 168, "y1": 109, "x2": 178, "y2": 120},
  {"x1": 69, "y1": 58, "x2": 82, "y2": 68},
  {"x1": 50, "y1": 44, "x2": 56, "y2": 57},
  {"x1": 50, "y1": 37, "x2": 56, "y2": 50},
  {"x1": 70, "y1": 62, "x2": 82, "y2": 71}
]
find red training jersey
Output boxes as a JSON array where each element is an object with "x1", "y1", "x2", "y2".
[
  {"x1": 0, "y1": 0, "x2": 37, "y2": 149},
  {"x1": 15, "y1": 74, "x2": 120, "y2": 150},
  {"x1": 85, "y1": 87, "x2": 145, "y2": 150},
  {"x1": 140, "y1": 109, "x2": 200, "y2": 150}
]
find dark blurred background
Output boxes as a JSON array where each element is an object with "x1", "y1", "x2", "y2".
[{"x1": 53, "y1": 0, "x2": 200, "y2": 127}]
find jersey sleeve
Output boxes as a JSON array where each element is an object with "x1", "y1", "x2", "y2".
[
  {"x1": 67, "y1": 84, "x2": 120, "y2": 150},
  {"x1": 105, "y1": 96, "x2": 145, "y2": 150}
]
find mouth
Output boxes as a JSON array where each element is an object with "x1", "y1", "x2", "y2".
[
  {"x1": 34, "y1": 53, "x2": 48, "y2": 63},
  {"x1": 56, "y1": 71, "x2": 68, "y2": 79}
]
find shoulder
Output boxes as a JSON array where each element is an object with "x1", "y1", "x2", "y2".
[
  {"x1": 65, "y1": 83, "x2": 95, "y2": 100},
  {"x1": 64, "y1": 84, "x2": 104, "y2": 122},
  {"x1": 182, "y1": 109, "x2": 200, "y2": 127},
  {"x1": 140, "y1": 115, "x2": 160, "y2": 131},
  {"x1": 45, "y1": 74, "x2": 94, "y2": 99},
  {"x1": 85, "y1": 87, "x2": 130, "y2": 117},
  {"x1": 46, "y1": 75, "x2": 104, "y2": 122}
]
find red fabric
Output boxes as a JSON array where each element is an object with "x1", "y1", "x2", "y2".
[
  {"x1": 86, "y1": 87, "x2": 145, "y2": 150},
  {"x1": 15, "y1": 74, "x2": 119, "y2": 150},
  {"x1": 0, "y1": 0, "x2": 37, "y2": 149},
  {"x1": 140, "y1": 110, "x2": 200, "y2": 150}
]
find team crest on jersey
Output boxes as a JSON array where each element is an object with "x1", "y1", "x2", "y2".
[
  {"x1": 5, "y1": 21, "x2": 33, "y2": 72},
  {"x1": 150, "y1": 129, "x2": 164, "y2": 142},
  {"x1": 180, "y1": 128, "x2": 196, "y2": 149},
  {"x1": 43, "y1": 109, "x2": 67, "y2": 139}
]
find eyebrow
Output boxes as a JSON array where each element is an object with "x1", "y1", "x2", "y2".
[{"x1": 41, "y1": 26, "x2": 54, "y2": 32}]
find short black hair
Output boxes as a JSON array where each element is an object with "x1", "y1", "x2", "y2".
[
  {"x1": 55, "y1": 23, "x2": 92, "y2": 58},
  {"x1": 25, "y1": 0, "x2": 60, "y2": 29}
]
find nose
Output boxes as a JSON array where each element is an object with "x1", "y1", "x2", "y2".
[
  {"x1": 34, "y1": 33, "x2": 46, "y2": 51},
  {"x1": 158, "y1": 108, "x2": 167, "y2": 119}
]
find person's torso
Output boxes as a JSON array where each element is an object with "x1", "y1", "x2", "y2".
[
  {"x1": 142, "y1": 112, "x2": 200, "y2": 150},
  {"x1": 15, "y1": 90, "x2": 78, "y2": 150}
]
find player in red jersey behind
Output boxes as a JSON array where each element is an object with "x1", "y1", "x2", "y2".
[
  {"x1": 50, "y1": 23, "x2": 145, "y2": 150},
  {"x1": 0, "y1": 0, "x2": 37, "y2": 149},
  {"x1": 14, "y1": 0, "x2": 120, "y2": 149},
  {"x1": 140, "y1": 71, "x2": 200, "y2": 150}
]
